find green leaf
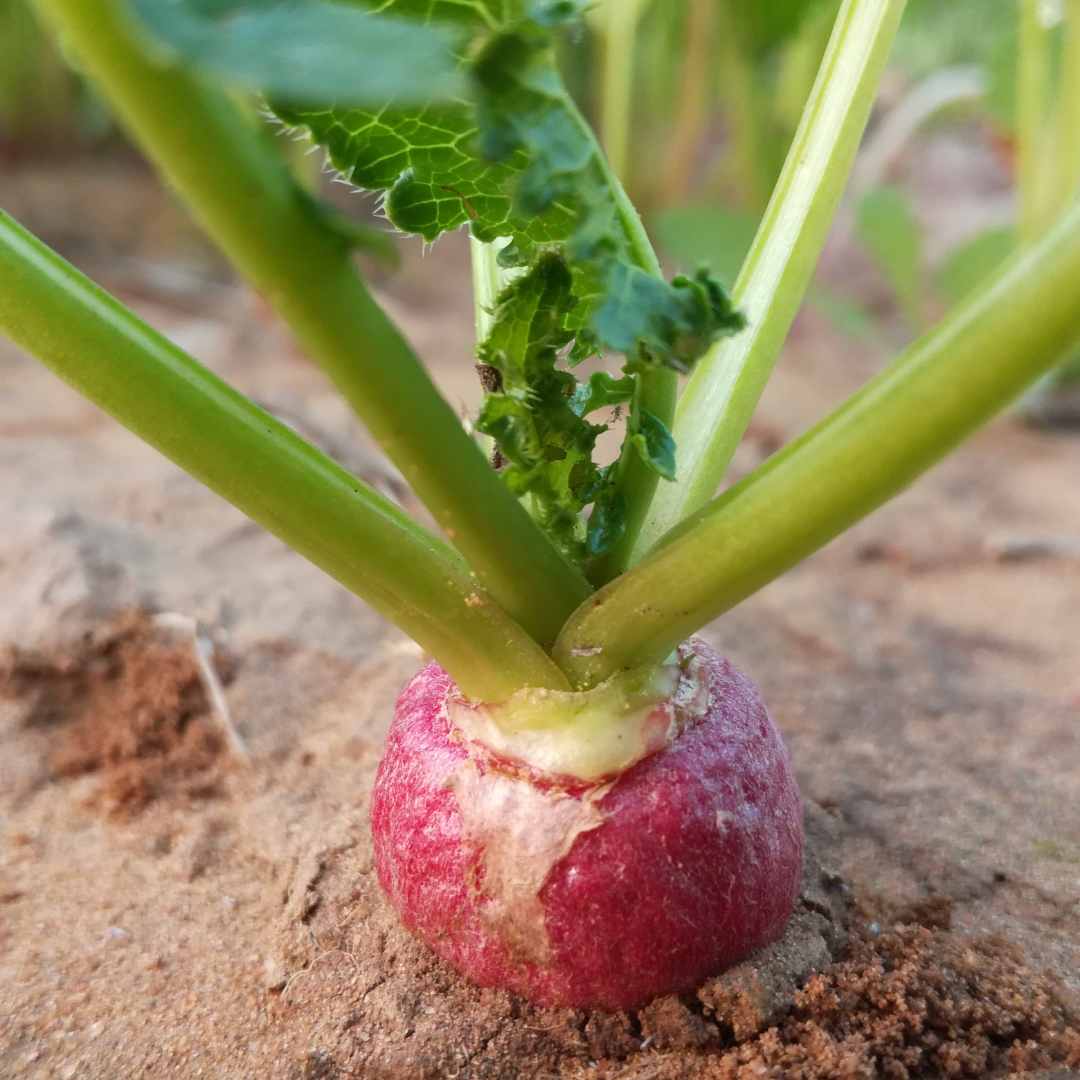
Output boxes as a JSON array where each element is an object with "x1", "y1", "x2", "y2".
[
  {"x1": 472, "y1": 31, "x2": 743, "y2": 368},
  {"x1": 594, "y1": 265, "x2": 745, "y2": 373},
  {"x1": 474, "y1": 252, "x2": 609, "y2": 563},
  {"x1": 355, "y1": 0, "x2": 514, "y2": 27},
  {"x1": 279, "y1": 15, "x2": 741, "y2": 370},
  {"x1": 938, "y1": 226, "x2": 1015, "y2": 307},
  {"x1": 273, "y1": 99, "x2": 576, "y2": 243},
  {"x1": 855, "y1": 186, "x2": 924, "y2": 334},
  {"x1": 276, "y1": 8, "x2": 746, "y2": 561},
  {"x1": 628, "y1": 408, "x2": 676, "y2": 482},
  {"x1": 476, "y1": 391, "x2": 539, "y2": 470},
  {"x1": 570, "y1": 371, "x2": 635, "y2": 416},
  {"x1": 129, "y1": 0, "x2": 463, "y2": 105}
]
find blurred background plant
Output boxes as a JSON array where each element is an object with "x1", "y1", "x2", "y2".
[
  {"x1": 0, "y1": 0, "x2": 114, "y2": 153},
  {"x1": 5, "y1": 0, "x2": 1079, "y2": 417},
  {"x1": 565, "y1": 0, "x2": 1080, "y2": 420}
]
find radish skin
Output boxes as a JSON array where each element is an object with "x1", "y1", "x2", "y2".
[{"x1": 371, "y1": 640, "x2": 803, "y2": 1010}]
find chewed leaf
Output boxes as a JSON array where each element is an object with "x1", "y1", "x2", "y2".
[
  {"x1": 595, "y1": 264, "x2": 745, "y2": 372},
  {"x1": 592, "y1": 264, "x2": 681, "y2": 355},
  {"x1": 477, "y1": 392, "x2": 538, "y2": 470},
  {"x1": 363, "y1": 0, "x2": 586, "y2": 25},
  {"x1": 629, "y1": 409, "x2": 676, "y2": 482},
  {"x1": 356, "y1": 0, "x2": 517, "y2": 26},
  {"x1": 270, "y1": 4, "x2": 747, "y2": 563},
  {"x1": 475, "y1": 253, "x2": 608, "y2": 563},
  {"x1": 472, "y1": 31, "x2": 743, "y2": 373},
  {"x1": 571, "y1": 372, "x2": 634, "y2": 417},
  {"x1": 130, "y1": 0, "x2": 462, "y2": 105}
]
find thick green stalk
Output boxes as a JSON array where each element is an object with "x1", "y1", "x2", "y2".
[
  {"x1": 0, "y1": 210, "x2": 569, "y2": 700},
  {"x1": 34, "y1": 0, "x2": 591, "y2": 645},
  {"x1": 554, "y1": 198, "x2": 1080, "y2": 689},
  {"x1": 633, "y1": 0, "x2": 908, "y2": 562}
]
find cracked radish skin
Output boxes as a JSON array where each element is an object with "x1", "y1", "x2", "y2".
[{"x1": 370, "y1": 639, "x2": 803, "y2": 1010}]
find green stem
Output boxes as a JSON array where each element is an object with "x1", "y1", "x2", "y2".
[
  {"x1": 34, "y1": 0, "x2": 591, "y2": 646},
  {"x1": 554, "y1": 198, "x2": 1080, "y2": 688},
  {"x1": 471, "y1": 235, "x2": 503, "y2": 344},
  {"x1": 633, "y1": 0, "x2": 907, "y2": 562},
  {"x1": 0, "y1": 211, "x2": 570, "y2": 699}
]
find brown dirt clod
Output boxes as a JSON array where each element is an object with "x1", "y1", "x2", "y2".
[
  {"x1": 1, "y1": 607, "x2": 231, "y2": 813},
  {"x1": 696, "y1": 923, "x2": 1080, "y2": 1080}
]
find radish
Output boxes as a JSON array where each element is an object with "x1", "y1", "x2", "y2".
[
  {"x1": 371, "y1": 641, "x2": 802, "y2": 1009},
  {"x1": 8, "y1": 0, "x2": 1080, "y2": 1016}
]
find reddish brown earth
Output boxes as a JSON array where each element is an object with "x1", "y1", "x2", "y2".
[{"x1": 1, "y1": 149, "x2": 1079, "y2": 1079}]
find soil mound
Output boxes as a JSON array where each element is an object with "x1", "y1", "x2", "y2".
[
  {"x1": 273, "y1": 801, "x2": 1079, "y2": 1080},
  {"x1": 696, "y1": 922, "x2": 1080, "y2": 1080}
]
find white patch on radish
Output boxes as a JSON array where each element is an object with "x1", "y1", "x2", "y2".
[{"x1": 446, "y1": 761, "x2": 610, "y2": 967}]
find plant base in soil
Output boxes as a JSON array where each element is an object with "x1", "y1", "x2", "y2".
[{"x1": 372, "y1": 641, "x2": 804, "y2": 1010}]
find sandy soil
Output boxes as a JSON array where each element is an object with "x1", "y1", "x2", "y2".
[{"x1": 1, "y1": 150, "x2": 1079, "y2": 1079}]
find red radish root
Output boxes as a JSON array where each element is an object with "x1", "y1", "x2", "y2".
[{"x1": 371, "y1": 640, "x2": 803, "y2": 1010}]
